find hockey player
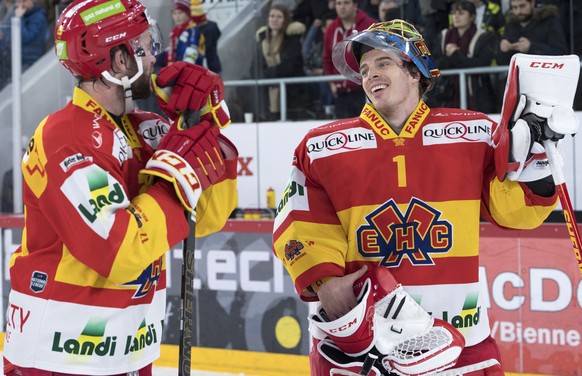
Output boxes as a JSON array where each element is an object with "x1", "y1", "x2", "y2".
[
  {"x1": 272, "y1": 19, "x2": 568, "y2": 375},
  {"x1": 3, "y1": 0, "x2": 237, "y2": 375}
]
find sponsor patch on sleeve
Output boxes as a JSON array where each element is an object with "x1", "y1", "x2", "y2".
[{"x1": 274, "y1": 167, "x2": 309, "y2": 229}]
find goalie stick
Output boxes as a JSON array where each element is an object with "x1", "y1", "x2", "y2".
[
  {"x1": 178, "y1": 111, "x2": 201, "y2": 376},
  {"x1": 544, "y1": 139, "x2": 582, "y2": 276},
  {"x1": 500, "y1": 54, "x2": 582, "y2": 276}
]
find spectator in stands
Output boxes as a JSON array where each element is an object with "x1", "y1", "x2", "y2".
[
  {"x1": 429, "y1": 0, "x2": 497, "y2": 113},
  {"x1": 467, "y1": 0, "x2": 505, "y2": 38},
  {"x1": 418, "y1": 0, "x2": 440, "y2": 51},
  {"x1": 256, "y1": 4, "x2": 312, "y2": 121},
  {"x1": 0, "y1": 0, "x2": 15, "y2": 24},
  {"x1": 191, "y1": 0, "x2": 222, "y2": 74},
  {"x1": 0, "y1": 0, "x2": 14, "y2": 88},
  {"x1": 378, "y1": 0, "x2": 401, "y2": 21},
  {"x1": 157, "y1": 0, "x2": 205, "y2": 68},
  {"x1": 0, "y1": 0, "x2": 48, "y2": 70},
  {"x1": 322, "y1": 0, "x2": 376, "y2": 119},
  {"x1": 360, "y1": 0, "x2": 382, "y2": 19},
  {"x1": 496, "y1": 0, "x2": 567, "y2": 65},
  {"x1": 378, "y1": 0, "x2": 423, "y2": 24},
  {"x1": 302, "y1": 11, "x2": 335, "y2": 118},
  {"x1": 293, "y1": 0, "x2": 334, "y2": 32}
]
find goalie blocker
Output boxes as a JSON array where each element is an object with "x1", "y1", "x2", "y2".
[{"x1": 308, "y1": 267, "x2": 467, "y2": 376}]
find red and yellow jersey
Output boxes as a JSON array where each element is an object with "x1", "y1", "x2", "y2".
[
  {"x1": 4, "y1": 87, "x2": 237, "y2": 374},
  {"x1": 273, "y1": 101, "x2": 557, "y2": 346}
]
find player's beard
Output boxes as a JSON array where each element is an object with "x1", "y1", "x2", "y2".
[
  {"x1": 124, "y1": 57, "x2": 153, "y2": 100},
  {"x1": 131, "y1": 72, "x2": 152, "y2": 100}
]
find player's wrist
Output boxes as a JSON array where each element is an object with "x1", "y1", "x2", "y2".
[{"x1": 306, "y1": 277, "x2": 333, "y2": 294}]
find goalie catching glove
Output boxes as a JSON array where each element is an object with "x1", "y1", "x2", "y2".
[
  {"x1": 140, "y1": 120, "x2": 237, "y2": 216},
  {"x1": 153, "y1": 62, "x2": 231, "y2": 129},
  {"x1": 495, "y1": 54, "x2": 579, "y2": 182},
  {"x1": 309, "y1": 267, "x2": 465, "y2": 376}
]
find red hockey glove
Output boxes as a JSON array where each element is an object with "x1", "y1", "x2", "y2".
[
  {"x1": 153, "y1": 62, "x2": 216, "y2": 118},
  {"x1": 140, "y1": 120, "x2": 226, "y2": 214}
]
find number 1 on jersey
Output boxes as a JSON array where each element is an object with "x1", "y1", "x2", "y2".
[{"x1": 392, "y1": 155, "x2": 407, "y2": 187}]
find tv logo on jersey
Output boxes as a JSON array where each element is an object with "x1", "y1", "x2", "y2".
[
  {"x1": 356, "y1": 198, "x2": 452, "y2": 267},
  {"x1": 422, "y1": 120, "x2": 492, "y2": 145}
]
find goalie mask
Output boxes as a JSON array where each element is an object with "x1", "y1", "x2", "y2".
[
  {"x1": 332, "y1": 19, "x2": 440, "y2": 85},
  {"x1": 54, "y1": 0, "x2": 162, "y2": 81}
]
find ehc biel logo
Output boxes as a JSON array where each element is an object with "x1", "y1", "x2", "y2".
[
  {"x1": 285, "y1": 240, "x2": 304, "y2": 261},
  {"x1": 357, "y1": 198, "x2": 452, "y2": 267}
]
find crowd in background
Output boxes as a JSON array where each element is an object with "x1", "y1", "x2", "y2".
[
  {"x1": 247, "y1": 0, "x2": 580, "y2": 121},
  {"x1": 0, "y1": 0, "x2": 580, "y2": 118}
]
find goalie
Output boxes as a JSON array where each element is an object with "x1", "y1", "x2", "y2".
[{"x1": 273, "y1": 19, "x2": 577, "y2": 375}]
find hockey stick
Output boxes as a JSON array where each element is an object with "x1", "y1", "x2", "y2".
[
  {"x1": 178, "y1": 111, "x2": 201, "y2": 376},
  {"x1": 543, "y1": 139, "x2": 582, "y2": 276},
  {"x1": 359, "y1": 353, "x2": 378, "y2": 376}
]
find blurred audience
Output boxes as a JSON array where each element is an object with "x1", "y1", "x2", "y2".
[
  {"x1": 157, "y1": 0, "x2": 205, "y2": 68},
  {"x1": 255, "y1": 4, "x2": 312, "y2": 121},
  {"x1": 293, "y1": 0, "x2": 335, "y2": 31},
  {"x1": 322, "y1": 0, "x2": 376, "y2": 119},
  {"x1": 0, "y1": 0, "x2": 16, "y2": 24},
  {"x1": 428, "y1": 0, "x2": 497, "y2": 113},
  {"x1": 467, "y1": 0, "x2": 505, "y2": 38},
  {"x1": 302, "y1": 11, "x2": 335, "y2": 118},
  {"x1": 0, "y1": 0, "x2": 48, "y2": 89},
  {"x1": 191, "y1": 0, "x2": 222, "y2": 74},
  {"x1": 378, "y1": 0, "x2": 401, "y2": 21},
  {"x1": 496, "y1": 0, "x2": 567, "y2": 65}
]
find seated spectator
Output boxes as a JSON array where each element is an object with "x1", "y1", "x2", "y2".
[
  {"x1": 157, "y1": 0, "x2": 205, "y2": 68},
  {"x1": 255, "y1": 4, "x2": 313, "y2": 121},
  {"x1": 302, "y1": 11, "x2": 335, "y2": 118},
  {"x1": 497, "y1": 0, "x2": 567, "y2": 65},
  {"x1": 428, "y1": 0, "x2": 497, "y2": 114},
  {"x1": 191, "y1": 0, "x2": 222, "y2": 74}
]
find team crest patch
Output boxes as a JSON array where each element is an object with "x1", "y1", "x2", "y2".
[
  {"x1": 357, "y1": 197, "x2": 452, "y2": 267},
  {"x1": 284, "y1": 240, "x2": 305, "y2": 266},
  {"x1": 30, "y1": 271, "x2": 48, "y2": 293}
]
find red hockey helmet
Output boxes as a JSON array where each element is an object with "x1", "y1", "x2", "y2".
[{"x1": 54, "y1": 0, "x2": 161, "y2": 80}]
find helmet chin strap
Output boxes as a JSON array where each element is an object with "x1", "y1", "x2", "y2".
[{"x1": 101, "y1": 56, "x2": 144, "y2": 115}]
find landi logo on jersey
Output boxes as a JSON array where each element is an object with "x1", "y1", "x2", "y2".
[
  {"x1": 437, "y1": 292, "x2": 481, "y2": 332},
  {"x1": 422, "y1": 120, "x2": 492, "y2": 145},
  {"x1": 51, "y1": 317, "x2": 159, "y2": 357},
  {"x1": 306, "y1": 127, "x2": 376, "y2": 161},
  {"x1": 356, "y1": 197, "x2": 452, "y2": 267},
  {"x1": 61, "y1": 165, "x2": 129, "y2": 239}
]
